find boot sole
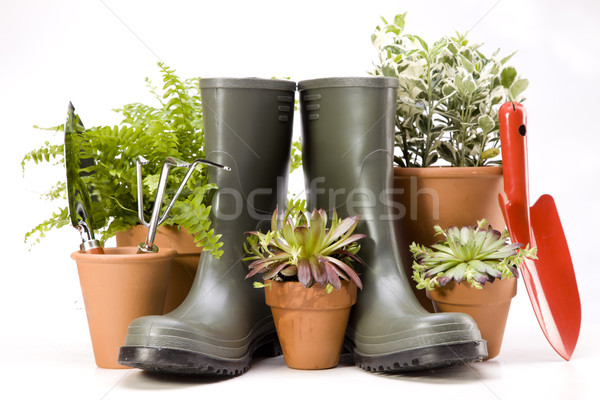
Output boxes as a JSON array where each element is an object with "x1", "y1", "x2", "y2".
[
  {"x1": 118, "y1": 332, "x2": 281, "y2": 376},
  {"x1": 348, "y1": 340, "x2": 487, "y2": 372}
]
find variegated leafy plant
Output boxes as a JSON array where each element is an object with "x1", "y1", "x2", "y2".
[
  {"x1": 244, "y1": 206, "x2": 364, "y2": 293},
  {"x1": 372, "y1": 13, "x2": 529, "y2": 167},
  {"x1": 410, "y1": 219, "x2": 537, "y2": 290}
]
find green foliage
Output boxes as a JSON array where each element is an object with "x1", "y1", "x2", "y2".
[
  {"x1": 372, "y1": 13, "x2": 528, "y2": 167},
  {"x1": 22, "y1": 62, "x2": 224, "y2": 257},
  {"x1": 21, "y1": 141, "x2": 64, "y2": 172},
  {"x1": 244, "y1": 206, "x2": 364, "y2": 291},
  {"x1": 23, "y1": 207, "x2": 70, "y2": 244},
  {"x1": 253, "y1": 281, "x2": 272, "y2": 289},
  {"x1": 286, "y1": 196, "x2": 307, "y2": 213},
  {"x1": 289, "y1": 138, "x2": 303, "y2": 174},
  {"x1": 410, "y1": 219, "x2": 537, "y2": 290}
]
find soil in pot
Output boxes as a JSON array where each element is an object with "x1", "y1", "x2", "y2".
[
  {"x1": 71, "y1": 246, "x2": 175, "y2": 368},
  {"x1": 426, "y1": 277, "x2": 517, "y2": 360},
  {"x1": 393, "y1": 166, "x2": 505, "y2": 311},
  {"x1": 115, "y1": 225, "x2": 200, "y2": 313},
  {"x1": 264, "y1": 280, "x2": 357, "y2": 370}
]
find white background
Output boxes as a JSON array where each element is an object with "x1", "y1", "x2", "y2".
[{"x1": 1, "y1": 1, "x2": 599, "y2": 399}]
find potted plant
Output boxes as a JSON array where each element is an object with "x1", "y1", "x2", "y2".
[
  {"x1": 371, "y1": 13, "x2": 529, "y2": 310},
  {"x1": 19, "y1": 64, "x2": 216, "y2": 312},
  {"x1": 23, "y1": 65, "x2": 304, "y2": 313},
  {"x1": 244, "y1": 206, "x2": 364, "y2": 370},
  {"x1": 410, "y1": 219, "x2": 537, "y2": 359}
]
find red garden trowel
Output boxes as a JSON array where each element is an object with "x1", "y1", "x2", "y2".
[{"x1": 498, "y1": 102, "x2": 581, "y2": 360}]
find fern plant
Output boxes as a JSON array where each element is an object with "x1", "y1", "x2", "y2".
[{"x1": 22, "y1": 63, "x2": 225, "y2": 255}]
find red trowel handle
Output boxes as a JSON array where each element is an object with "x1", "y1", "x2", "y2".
[{"x1": 498, "y1": 102, "x2": 531, "y2": 245}]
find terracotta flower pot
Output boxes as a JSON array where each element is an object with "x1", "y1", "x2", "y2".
[
  {"x1": 115, "y1": 225, "x2": 201, "y2": 313},
  {"x1": 426, "y1": 278, "x2": 517, "y2": 360},
  {"x1": 71, "y1": 247, "x2": 175, "y2": 368},
  {"x1": 393, "y1": 166, "x2": 505, "y2": 311},
  {"x1": 264, "y1": 280, "x2": 358, "y2": 370}
]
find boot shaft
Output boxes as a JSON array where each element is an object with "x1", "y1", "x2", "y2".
[
  {"x1": 298, "y1": 77, "x2": 399, "y2": 221},
  {"x1": 169, "y1": 78, "x2": 297, "y2": 324},
  {"x1": 200, "y1": 78, "x2": 295, "y2": 223},
  {"x1": 298, "y1": 78, "x2": 400, "y2": 271}
]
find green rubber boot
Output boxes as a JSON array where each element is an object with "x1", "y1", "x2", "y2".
[
  {"x1": 118, "y1": 78, "x2": 295, "y2": 375},
  {"x1": 298, "y1": 77, "x2": 488, "y2": 372}
]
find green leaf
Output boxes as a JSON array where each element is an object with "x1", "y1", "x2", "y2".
[
  {"x1": 510, "y1": 78, "x2": 529, "y2": 99},
  {"x1": 447, "y1": 41, "x2": 458, "y2": 54},
  {"x1": 462, "y1": 75, "x2": 476, "y2": 94},
  {"x1": 386, "y1": 25, "x2": 401, "y2": 35},
  {"x1": 142, "y1": 174, "x2": 160, "y2": 195},
  {"x1": 253, "y1": 281, "x2": 272, "y2": 289},
  {"x1": 393, "y1": 13, "x2": 406, "y2": 31},
  {"x1": 442, "y1": 84, "x2": 455, "y2": 97},
  {"x1": 437, "y1": 141, "x2": 458, "y2": 165},
  {"x1": 458, "y1": 54, "x2": 475, "y2": 73},
  {"x1": 478, "y1": 115, "x2": 495, "y2": 134},
  {"x1": 382, "y1": 62, "x2": 398, "y2": 77},
  {"x1": 413, "y1": 35, "x2": 429, "y2": 52},
  {"x1": 500, "y1": 51, "x2": 517, "y2": 65},
  {"x1": 454, "y1": 74, "x2": 465, "y2": 94},
  {"x1": 501, "y1": 67, "x2": 517, "y2": 88},
  {"x1": 481, "y1": 148, "x2": 500, "y2": 160},
  {"x1": 325, "y1": 283, "x2": 334, "y2": 294}
]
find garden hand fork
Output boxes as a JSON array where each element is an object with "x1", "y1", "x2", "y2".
[{"x1": 136, "y1": 156, "x2": 230, "y2": 253}]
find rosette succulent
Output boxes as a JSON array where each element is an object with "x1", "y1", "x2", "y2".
[
  {"x1": 244, "y1": 206, "x2": 364, "y2": 292},
  {"x1": 410, "y1": 219, "x2": 537, "y2": 290}
]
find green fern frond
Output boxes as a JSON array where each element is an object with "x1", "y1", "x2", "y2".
[{"x1": 22, "y1": 62, "x2": 224, "y2": 256}]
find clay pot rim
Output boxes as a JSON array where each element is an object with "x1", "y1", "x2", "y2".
[
  {"x1": 71, "y1": 246, "x2": 177, "y2": 262},
  {"x1": 425, "y1": 277, "x2": 518, "y2": 305},
  {"x1": 264, "y1": 280, "x2": 357, "y2": 310},
  {"x1": 394, "y1": 165, "x2": 503, "y2": 178},
  {"x1": 115, "y1": 225, "x2": 202, "y2": 255}
]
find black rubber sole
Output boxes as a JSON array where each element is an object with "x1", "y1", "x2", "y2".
[
  {"x1": 118, "y1": 333, "x2": 281, "y2": 376},
  {"x1": 348, "y1": 340, "x2": 488, "y2": 373}
]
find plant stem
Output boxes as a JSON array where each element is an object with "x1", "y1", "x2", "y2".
[
  {"x1": 108, "y1": 196, "x2": 137, "y2": 214},
  {"x1": 423, "y1": 52, "x2": 434, "y2": 167},
  {"x1": 458, "y1": 93, "x2": 473, "y2": 167},
  {"x1": 475, "y1": 135, "x2": 486, "y2": 167},
  {"x1": 399, "y1": 118, "x2": 410, "y2": 167}
]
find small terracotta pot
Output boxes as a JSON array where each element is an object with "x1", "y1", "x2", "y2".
[
  {"x1": 393, "y1": 166, "x2": 505, "y2": 311},
  {"x1": 115, "y1": 225, "x2": 201, "y2": 313},
  {"x1": 264, "y1": 280, "x2": 357, "y2": 370},
  {"x1": 426, "y1": 278, "x2": 517, "y2": 360},
  {"x1": 71, "y1": 247, "x2": 175, "y2": 368}
]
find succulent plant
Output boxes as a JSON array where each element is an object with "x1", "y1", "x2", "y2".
[
  {"x1": 410, "y1": 219, "x2": 537, "y2": 290},
  {"x1": 244, "y1": 206, "x2": 364, "y2": 292}
]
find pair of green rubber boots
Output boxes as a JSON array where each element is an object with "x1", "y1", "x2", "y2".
[{"x1": 118, "y1": 77, "x2": 488, "y2": 375}]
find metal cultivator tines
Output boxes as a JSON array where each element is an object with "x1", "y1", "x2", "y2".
[{"x1": 135, "y1": 155, "x2": 230, "y2": 254}]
